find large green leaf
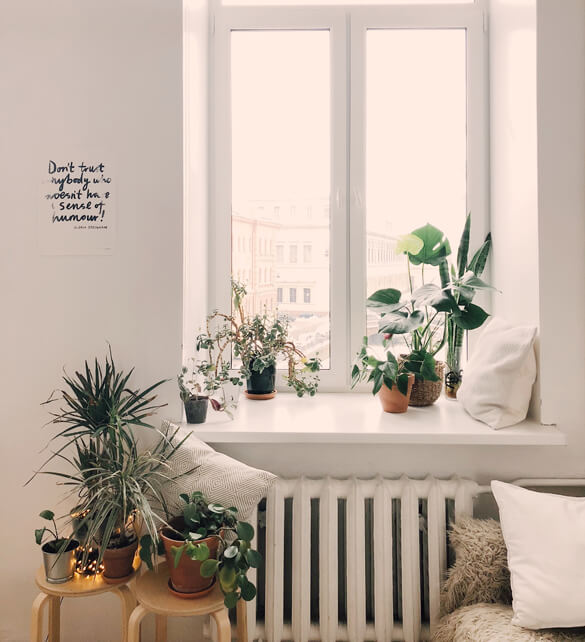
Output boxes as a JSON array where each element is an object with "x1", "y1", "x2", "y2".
[
  {"x1": 200, "y1": 559, "x2": 219, "y2": 578},
  {"x1": 452, "y1": 304, "x2": 489, "y2": 330},
  {"x1": 412, "y1": 284, "x2": 456, "y2": 313},
  {"x1": 408, "y1": 224, "x2": 452, "y2": 266},
  {"x1": 379, "y1": 310, "x2": 425, "y2": 335},
  {"x1": 246, "y1": 549, "x2": 262, "y2": 568},
  {"x1": 396, "y1": 372, "x2": 410, "y2": 396},
  {"x1": 366, "y1": 289, "x2": 404, "y2": 314},
  {"x1": 396, "y1": 234, "x2": 424, "y2": 255},
  {"x1": 240, "y1": 579, "x2": 257, "y2": 601}
]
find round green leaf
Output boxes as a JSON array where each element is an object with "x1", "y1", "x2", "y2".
[
  {"x1": 236, "y1": 521, "x2": 254, "y2": 542},
  {"x1": 39, "y1": 510, "x2": 55, "y2": 521},
  {"x1": 240, "y1": 580, "x2": 257, "y2": 601},
  {"x1": 224, "y1": 545, "x2": 238, "y2": 559},
  {"x1": 224, "y1": 591, "x2": 239, "y2": 609},
  {"x1": 246, "y1": 549, "x2": 262, "y2": 568},
  {"x1": 200, "y1": 559, "x2": 219, "y2": 578}
]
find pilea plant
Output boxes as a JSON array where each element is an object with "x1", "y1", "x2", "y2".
[{"x1": 141, "y1": 492, "x2": 261, "y2": 608}]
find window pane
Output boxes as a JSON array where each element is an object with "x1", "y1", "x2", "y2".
[
  {"x1": 366, "y1": 29, "x2": 467, "y2": 334},
  {"x1": 231, "y1": 31, "x2": 331, "y2": 367}
]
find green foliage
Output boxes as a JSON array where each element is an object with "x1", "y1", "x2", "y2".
[
  {"x1": 351, "y1": 335, "x2": 433, "y2": 396},
  {"x1": 35, "y1": 510, "x2": 74, "y2": 554},
  {"x1": 230, "y1": 281, "x2": 321, "y2": 397},
  {"x1": 144, "y1": 492, "x2": 261, "y2": 608},
  {"x1": 362, "y1": 215, "x2": 495, "y2": 383}
]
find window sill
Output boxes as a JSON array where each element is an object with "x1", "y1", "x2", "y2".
[{"x1": 179, "y1": 393, "x2": 566, "y2": 446}]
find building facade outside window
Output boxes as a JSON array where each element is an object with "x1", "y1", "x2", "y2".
[
  {"x1": 304, "y1": 288, "x2": 311, "y2": 304},
  {"x1": 289, "y1": 287, "x2": 297, "y2": 303}
]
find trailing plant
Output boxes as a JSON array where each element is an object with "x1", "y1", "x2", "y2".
[
  {"x1": 141, "y1": 492, "x2": 261, "y2": 608},
  {"x1": 230, "y1": 281, "x2": 321, "y2": 397},
  {"x1": 351, "y1": 335, "x2": 433, "y2": 396},
  {"x1": 35, "y1": 510, "x2": 75, "y2": 553}
]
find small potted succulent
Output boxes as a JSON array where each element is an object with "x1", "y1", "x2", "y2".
[
  {"x1": 351, "y1": 335, "x2": 419, "y2": 413},
  {"x1": 35, "y1": 510, "x2": 79, "y2": 584},
  {"x1": 141, "y1": 492, "x2": 261, "y2": 607},
  {"x1": 230, "y1": 281, "x2": 321, "y2": 399}
]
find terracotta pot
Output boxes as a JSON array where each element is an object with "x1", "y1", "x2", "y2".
[
  {"x1": 377, "y1": 375, "x2": 414, "y2": 413},
  {"x1": 102, "y1": 539, "x2": 138, "y2": 581},
  {"x1": 161, "y1": 517, "x2": 221, "y2": 595},
  {"x1": 409, "y1": 360, "x2": 445, "y2": 407}
]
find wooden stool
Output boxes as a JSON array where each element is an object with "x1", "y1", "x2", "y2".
[
  {"x1": 31, "y1": 566, "x2": 136, "y2": 642},
  {"x1": 128, "y1": 563, "x2": 248, "y2": 642}
]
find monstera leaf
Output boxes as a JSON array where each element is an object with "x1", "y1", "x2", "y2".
[
  {"x1": 366, "y1": 288, "x2": 405, "y2": 314},
  {"x1": 407, "y1": 224, "x2": 452, "y2": 266},
  {"x1": 378, "y1": 310, "x2": 425, "y2": 335},
  {"x1": 411, "y1": 284, "x2": 457, "y2": 313},
  {"x1": 451, "y1": 303, "x2": 489, "y2": 330}
]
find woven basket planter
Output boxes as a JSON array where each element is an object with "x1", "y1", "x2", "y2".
[{"x1": 409, "y1": 360, "x2": 445, "y2": 407}]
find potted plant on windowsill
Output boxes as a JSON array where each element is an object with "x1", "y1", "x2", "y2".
[
  {"x1": 393, "y1": 216, "x2": 494, "y2": 399},
  {"x1": 141, "y1": 491, "x2": 261, "y2": 607},
  {"x1": 35, "y1": 510, "x2": 79, "y2": 584},
  {"x1": 351, "y1": 335, "x2": 418, "y2": 413},
  {"x1": 231, "y1": 280, "x2": 321, "y2": 399}
]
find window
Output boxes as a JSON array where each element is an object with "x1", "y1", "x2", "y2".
[{"x1": 211, "y1": 1, "x2": 487, "y2": 389}]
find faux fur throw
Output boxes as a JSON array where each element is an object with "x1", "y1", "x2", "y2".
[
  {"x1": 432, "y1": 604, "x2": 585, "y2": 642},
  {"x1": 441, "y1": 517, "x2": 512, "y2": 616}
]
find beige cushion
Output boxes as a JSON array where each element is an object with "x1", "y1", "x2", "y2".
[
  {"x1": 433, "y1": 604, "x2": 585, "y2": 642},
  {"x1": 156, "y1": 420, "x2": 277, "y2": 520},
  {"x1": 441, "y1": 517, "x2": 512, "y2": 616}
]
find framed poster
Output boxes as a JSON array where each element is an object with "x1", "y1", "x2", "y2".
[{"x1": 39, "y1": 157, "x2": 116, "y2": 255}]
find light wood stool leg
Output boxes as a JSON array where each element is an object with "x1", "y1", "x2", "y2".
[
  {"x1": 211, "y1": 608, "x2": 231, "y2": 642},
  {"x1": 237, "y1": 599, "x2": 248, "y2": 642},
  {"x1": 155, "y1": 615, "x2": 167, "y2": 642},
  {"x1": 127, "y1": 604, "x2": 149, "y2": 642},
  {"x1": 48, "y1": 596, "x2": 60, "y2": 642},
  {"x1": 30, "y1": 593, "x2": 50, "y2": 642},
  {"x1": 113, "y1": 585, "x2": 136, "y2": 642}
]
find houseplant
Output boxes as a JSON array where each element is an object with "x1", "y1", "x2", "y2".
[
  {"x1": 351, "y1": 335, "x2": 421, "y2": 413},
  {"x1": 32, "y1": 349, "x2": 185, "y2": 580},
  {"x1": 35, "y1": 510, "x2": 79, "y2": 583},
  {"x1": 178, "y1": 364, "x2": 211, "y2": 424},
  {"x1": 141, "y1": 491, "x2": 261, "y2": 607},
  {"x1": 398, "y1": 216, "x2": 493, "y2": 398},
  {"x1": 230, "y1": 281, "x2": 321, "y2": 398}
]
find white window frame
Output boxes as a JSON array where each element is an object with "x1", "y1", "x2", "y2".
[{"x1": 209, "y1": 0, "x2": 488, "y2": 391}]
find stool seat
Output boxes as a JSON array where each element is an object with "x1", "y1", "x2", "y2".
[{"x1": 134, "y1": 564, "x2": 226, "y2": 617}]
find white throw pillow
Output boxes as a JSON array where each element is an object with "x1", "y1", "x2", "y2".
[
  {"x1": 492, "y1": 480, "x2": 585, "y2": 629},
  {"x1": 458, "y1": 317, "x2": 537, "y2": 429},
  {"x1": 157, "y1": 420, "x2": 277, "y2": 520}
]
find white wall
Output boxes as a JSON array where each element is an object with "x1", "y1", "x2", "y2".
[{"x1": 0, "y1": 1, "x2": 184, "y2": 640}]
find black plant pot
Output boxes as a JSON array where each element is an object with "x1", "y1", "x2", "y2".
[
  {"x1": 246, "y1": 362, "x2": 276, "y2": 395},
  {"x1": 184, "y1": 396, "x2": 209, "y2": 423}
]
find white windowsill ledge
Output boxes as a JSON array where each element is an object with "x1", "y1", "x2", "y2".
[{"x1": 179, "y1": 393, "x2": 566, "y2": 446}]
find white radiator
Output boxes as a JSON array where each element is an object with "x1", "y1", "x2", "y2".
[{"x1": 243, "y1": 476, "x2": 478, "y2": 642}]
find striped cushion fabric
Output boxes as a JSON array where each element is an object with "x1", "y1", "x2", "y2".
[{"x1": 157, "y1": 420, "x2": 277, "y2": 520}]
